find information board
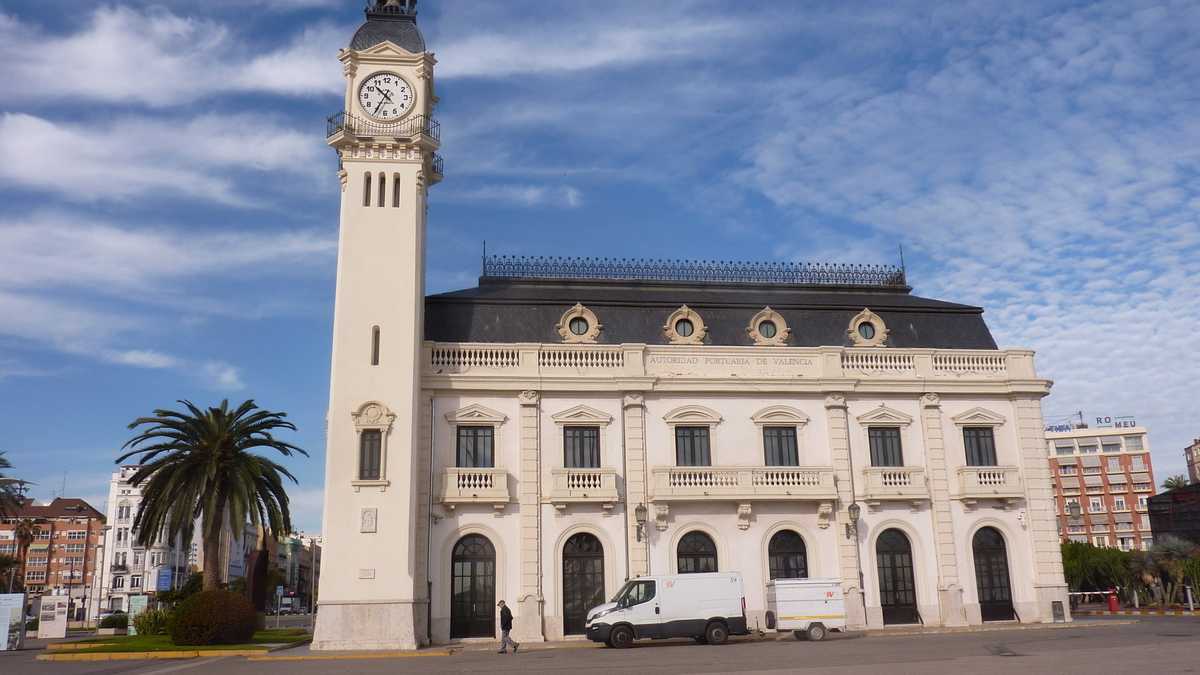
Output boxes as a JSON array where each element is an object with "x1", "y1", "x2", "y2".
[
  {"x1": 0, "y1": 594, "x2": 24, "y2": 651},
  {"x1": 127, "y1": 595, "x2": 149, "y2": 636},
  {"x1": 36, "y1": 597, "x2": 68, "y2": 639}
]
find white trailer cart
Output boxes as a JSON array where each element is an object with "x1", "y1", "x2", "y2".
[{"x1": 765, "y1": 578, "x2": 846, "y2": 641}]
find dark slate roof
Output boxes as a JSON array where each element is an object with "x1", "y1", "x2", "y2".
[
  {"x1": 425, "y1": 277, "x2": 999, "y2": 349},
  {"x1": 350, "y1": 1, "x2": 426, "y2": 53}
]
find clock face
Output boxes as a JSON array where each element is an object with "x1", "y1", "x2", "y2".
[{"x1": 358, "y1": 72, "x2": 415, "y2": 122}]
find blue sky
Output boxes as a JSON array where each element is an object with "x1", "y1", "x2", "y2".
[{"x1": 1, "y1": 0, "x2": 1198, "y2": 533}]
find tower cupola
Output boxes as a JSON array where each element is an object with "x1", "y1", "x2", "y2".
[{"x1": 350, "y1": 0, "x2": 425, "y2": 52}]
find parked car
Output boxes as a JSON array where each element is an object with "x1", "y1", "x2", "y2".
[
  {"x1": 764, "y1": 577, "x2": 847, "y2": 641},
  {"x1": 585, "y1": 572, "x2": 750, "y2": 648}
]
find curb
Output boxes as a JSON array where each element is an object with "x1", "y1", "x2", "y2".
[
  {"x1": 248, "y1": 649, "x2": 453, "y2": 661},
  {"x1": 863, "y1": 619, "x2": 1136, "y2": 637},
  {"x1": 46, "y1": 642, "x2": 118, "y2": 652},
  {"x1": 37, "y1": 649, "x2": 269, "y2": 662},
  {"x1": 1074, "y1": 609, "x2": 1199, "y2": 616}
]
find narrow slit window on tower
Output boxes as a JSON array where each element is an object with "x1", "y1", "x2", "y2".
[
  {"x1": 363, "y1": 172, "x2": 372, "y2": 206},
  {"x1": 370, "y1": 326, "x2": 380, "y2": 366},
  {"x1": 392, "y1": 173, "x2": 402, "y2": 207},
  {"x1": 377, "y1": 172, "x2": 386, "y2": 207}
]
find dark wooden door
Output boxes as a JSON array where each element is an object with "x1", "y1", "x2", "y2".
[
  {"x1": 973, "y1": 527, "x2": 1016, "y2": 621},
  {"x1": 562, "y1": 533, "x2": 604, "y2": 635},
  {"x1": 876, "y1": 529, "x2": 921, "y2": 625},
  {"x1": 451, "y1": 535, "x2": 495, "y2": 638}
]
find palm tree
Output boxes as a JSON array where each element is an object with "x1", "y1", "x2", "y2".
[
  {"x1": 1163, "y1": 475, "x2": 1189, "y2": 491},
  {"x1": 12, "y1": 518, "x2": 41, "y2": 592},
  {"x1": 0, "y1": 554, "x2": 17, "y2": 593},
  {"x1": 0, "y1": 450, "x2": 24, "y2": 517},
  {"x1": 117, "y1": 400, "x2": 307, "y2": 592}
]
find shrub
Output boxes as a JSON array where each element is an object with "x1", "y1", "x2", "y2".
[
  {"x1": 132, "y1": 608, "x2": 171, "y2": 636},
  {"x1": 169, "y1": 590, "x2": 256, "y2": 646},
  {"x1": 25, "y1": 618, "x2": 38, "y2": 631},
  {"x1": 99, "y1": 613, "x2": 128, "y2": 629}
]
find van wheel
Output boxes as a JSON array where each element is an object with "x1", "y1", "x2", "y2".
[
  {"x1": 704, "y1": 621, "x2": 728, "y2": 645},
  {"x1": 807, "y1": 623, "x2": 827, "y2": 642},
  {"x1": 609, "y1": 625, "x2": 634, "y2": 649}
]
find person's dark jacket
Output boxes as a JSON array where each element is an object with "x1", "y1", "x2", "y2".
[{"x1": 500, "y1": 605, "x2": 513, "y2": 631}]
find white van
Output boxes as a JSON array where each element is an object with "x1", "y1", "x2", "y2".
[
  {"x1": 764, "y1": 578, "x2": 847, "y2": 641},
  {"x1": 585, "y1": 572, "x2": 750, "y2": 648}
]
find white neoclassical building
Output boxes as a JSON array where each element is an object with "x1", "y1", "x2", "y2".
[{"x1": 313, "y1": 1, "x2": 1070, "y2": 650}]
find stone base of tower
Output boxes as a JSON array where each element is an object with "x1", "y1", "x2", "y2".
[
  {"x1": 312, "y1": 600, "x2": 429, "y2": 651},
  {"x1": 1033, "y1": 583, "x2": 1072, "y2": 623}
]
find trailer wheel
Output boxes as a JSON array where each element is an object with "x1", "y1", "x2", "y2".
[
  {"x1": 807, "y1": 623, "x2": 827, "y2": 642},
  {"x1": 704, "y1": 621, "x2": 728, "y2": 645},
  {"x1": 609, "y1": 625, "x2": 635, "y2": 649}
]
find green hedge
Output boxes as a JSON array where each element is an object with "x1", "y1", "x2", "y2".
[
  {"x1": 169, "y1": 590, "x2": 257, "y2": 646},
  {"x1": 99, "y1": 613, "x2": 128, "y2": 629},
  {"x1": 132, "y1": 608, "x2": 172, "y2": 636}
]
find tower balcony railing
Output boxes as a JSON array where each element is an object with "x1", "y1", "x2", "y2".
[{"x1": 326, "y1": 112, "x2": 441, "y2": 143}]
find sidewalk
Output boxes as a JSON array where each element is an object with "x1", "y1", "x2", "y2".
[{"x1": 247, "y1": 619, "x2": 1133, "y2": 661}]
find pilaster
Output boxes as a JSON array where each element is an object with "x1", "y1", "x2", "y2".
[
  {"x1": 412, "y1": 392, "x2": 433, "y2": 645},
  {"x1": 919, "y1": 393, "x2": 967, "y2": 627},
  {"x1": 623, "y1": 393, "x2": 649, "y2": 578},
  {"x1": 516, "y1": 390, "x2": 545, "y2": 641},
  {"x1": 824, "y1": 394, "x2": 866, "y2": 629},
  {"x1": 1013, "y1": 395, "x2": 1071, "y2": 622}
]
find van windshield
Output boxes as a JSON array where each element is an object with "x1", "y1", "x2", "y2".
[{"x1": 612, "y1": 579, "x2": 655, "y2": 607}]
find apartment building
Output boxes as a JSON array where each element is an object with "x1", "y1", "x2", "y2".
[
  {"x1": 1185, "y1": 438, "x2": 1200, "y2": 485},
  {"x1": 1048, "y1": 426, "x2": 1156, "y2": 551},
  {"x1": 0, "y1": 497, "x2": 105, "y2": 618}
]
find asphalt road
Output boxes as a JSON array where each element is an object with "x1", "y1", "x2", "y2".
[{"x1": 7, "y1": 616, "x2": 1200, "y2": 675}]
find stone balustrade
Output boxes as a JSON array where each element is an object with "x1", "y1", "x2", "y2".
[
  {"x1": 440, "y1": 467, "x2": 510, "y2": 509},
  {"x1": 956, "y1": 465, "x2": 1023, "y2": 504},
  {"x1": 547, "y1": 467, "x2": 620, "y2": 509},
  {"x1": 860, "y1": 466, "x2": 929, "y2": 503},
  {"x1": 422, "y1": 342, "x2": 1039, "y2": 385},
  {"x1": 650, "y1": 466, "x2": 837, "y2": 501}
]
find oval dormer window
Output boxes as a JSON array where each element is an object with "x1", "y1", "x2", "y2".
[
  {"x1": 858, "y1": 323, "x2": 875, "y2": 340},
  {"x1": 758, "y1": 320, "x2": 777, "y2": 339},
  {"x1": 569, "y1": 317, "x2": 589, "y2": 336},
  {"x1": 675, "y1": 319, "x2": 694, "y2": 337}
]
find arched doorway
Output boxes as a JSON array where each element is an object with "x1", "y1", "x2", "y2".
[
  {"x1": 768, "y1": 530, "x2": 808, "y2": 579},
  {"x1": 876, "y1": 529, "x2": 920, "y2": 625},
  {"x1": 677, "y1": 531, "x2": 717, "y2": 573},
  {"x1": 562, "y1": 533, "x2": 604, "y2": 635},
  {"x1": 451, "y1": 534, "x2": 496, "y2": 638},
  {"x1": 973, "y1": 527, "x2": 1015, "y2": 621}
]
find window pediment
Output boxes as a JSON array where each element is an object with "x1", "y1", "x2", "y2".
[
  {"x1": 751, "y1": 405, "x2": 809, "y2": 426},
  {"x1": 351, "y1": 401, "x2": 396, "y2": 430},
  {"x1": 952, "y1": 407, "x2": 1007, "y2": 427},
  {"x1": 663, "y1": 405, "x2": 722, "y2": 426},
  {"x1": 444, "y1": 403, "x2": 507, "y2": 425},
  {"x1": 856, "y1": 404, "x2": 913, "y2": 427},
  {"x1": 550, "y1": 404, "x2": 614, "y2": 427}
]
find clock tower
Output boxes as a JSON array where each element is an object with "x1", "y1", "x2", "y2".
[{"x1": 313, "y1": 0, "x2": 441, "y2": 650}]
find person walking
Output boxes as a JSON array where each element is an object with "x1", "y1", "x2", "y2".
[{"x1": 497, "y1": 600, "x2": 519, "y2": 654}]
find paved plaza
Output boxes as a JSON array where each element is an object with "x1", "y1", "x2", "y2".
[{"x1": 6, "y1": 617, "x2": 1200, "y2": 675}]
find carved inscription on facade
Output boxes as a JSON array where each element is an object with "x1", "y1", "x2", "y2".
[{"x1": 645, "y1": 353, "x2": 817, "y2": 378}]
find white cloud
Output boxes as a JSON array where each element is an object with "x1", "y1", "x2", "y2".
[
  {"x1": 0, "y1": 7, "x2": 345, "y2": 106},
  {"x1": 105, "y1": 350, "x2": 181, "y2": 369},
  {"x1": 0, "y1": 113, "x2": 327, "y2": 205},
  {"x1": 202, "y1": 361, "x2": 245, "y2": 391},
  {"x1": 729, "y1": 2, "x2": 1200, "y2": 477},
  {"x1": 0, "y1": 212, "x2": 336, "y2": 292},
  {"x1": 441, "y1": 183, "x2": 584, "y2": 209}
]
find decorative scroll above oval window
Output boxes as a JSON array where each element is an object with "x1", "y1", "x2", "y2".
[
  {"x1": 556, "y1": 303, "x2": 602, "y2": 344},
  {"x1": 663, "y1": 305, "x2": 708, "y2": 345},
  {"x1": 847, "y1": 308, "x2": 889, "y2": 347},
  {"x1": 747, "y1": 307, "x2": 791, "y2": 346}
]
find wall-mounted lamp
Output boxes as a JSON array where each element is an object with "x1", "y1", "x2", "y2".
[
  {"x1": 845, "y1": 502, "x2": 862, "y2": 540},
  {"x1": 634, "y1": 503, "x2": 648, "y2": 542}
]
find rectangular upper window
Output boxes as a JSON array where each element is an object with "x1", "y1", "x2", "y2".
[
  {"x1": 868, "y1": 427, "x2": 903, "y2": 467},
  {"x1": 963, "y1": 427, "x2": 998, "y2": 466},
  {"x1": 675, "y1": 426, "x2": 711, "y2": 466},
  {"x1": 358, "y1": 429, "x2": 382, "y2": 481},
  {"x1": 564, "y1": 426, "x2": 600, "y2": 468},
  {"x1": 457, "y1": 426, "x2": 495, "y2": 468},
  {"x1": 763, "y1": 426, "x2": 799, "y2": 466}
]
